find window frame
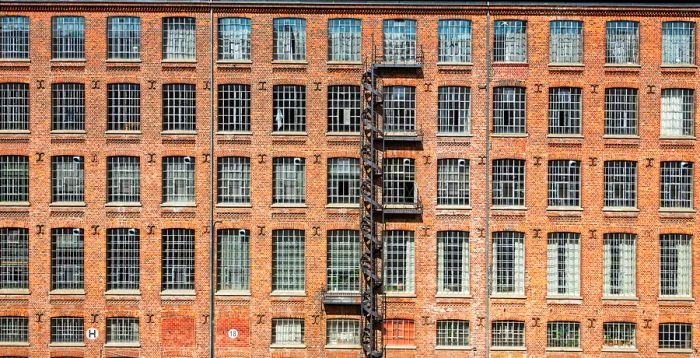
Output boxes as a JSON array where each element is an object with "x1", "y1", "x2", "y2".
[
  {"x1": 549, "y1": 20, "x2": 583, "y2": 65},
  {"x1": 272, "y1": 157, "x2": 306, "y2": 205},
  {"x1": 327, "y1": 18, "x2": 361, "y2": 63},
  {"x1": 106, "y1": 16, "x2": 141, "y2": 61},
  {"x1": 217, "y1": 228, "x2": 250, "y2": 293},
  {"x1": 162, "y1": 17, "x2": 196, "y2": 61},
  {"x1": 162, "y1": 156, "x2": 195, "y2": 205},
  {"x1": 0, "y1": 83, "x2": 30, "y2": 132},
  {"x1": 605, "y1": 20, "x2": 639, "y2": 65},
  {"x1": 662, "y1": 21, "x2": 696, "y2": 66},
  {"x1": 161, "y1": 228, "x2": 195, "y2": 292},
  {"x1": 272, "y1": 18, "x2": 306, "y2": 62},
  {"x1": 493, "y1": 20, "x2": 527, "y2": 63},
  {"x1": 51, "y1": 16, "x2": 85, "y2": 60},
  {"x1": 492, "y1": 159, "x2": 526, "y2": 208},
  {"x1": 0, "y1": 16, "x2": 30, "y2": 60},
  {"x1": 217, "y1": 17, "x2": 251, "y2": 62},
  {"x1": 437, "y1": 19, "x2": 472, "y2": 64}
]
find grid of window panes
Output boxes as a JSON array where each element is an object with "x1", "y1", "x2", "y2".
[
  {"x1": 273, "y1": 85, "x2": 306, "y2": 132},
  {"x1": 383, "y1": 19, "x2": 417, "y2": 63},
  {"x1": 603, "y1": 322, "x2": 636, "y2": 349},
  {"x1": 547, "y1": 232, "x2": 580, "y2": 296},
  {"x1": 383, "y1": 158, "x2": 416, "y2": 205},
  {"x1": 492, "y1": 231, "x2": 525, "y2": 295},
  {"x1": 327, "y1": 158, "x2": 359, "y2": 205},
  {"x1": 660, "y1": 234, "x2": 692, "y2": 297},
  {"x1": 0, "y1": 156, "x2": 28, "y2": 203},
  {"x1": 107, "y1": 156, "x2": 140, "y2": 203},
  {"x1": 548, "y1": 160, "x2": 580, "y2": 207},
  {"x1": 493, "y1": 87, "x2": 526, "y2": 134},
  {"x1": 603, "y1": 233, "x2": 636, "y2": 297},
  {"x1": 51, "y1": 156, "x2": 84, "y2": 203},
  {"x1": 0, "y1": 317, "x2": 28, "y2": 343},
  {"x1": 548, "y1": 87, "x2": 582, "y2": 135},
  {"x1": 547, "y1": 321, "x2": 580, "y2": 348},
  {"x1": 0, "y1": 16, "x2": 29, "y2": 59},
  {"x1": 51, "y1": 228, "x2": 84, "y2": 290},
  {"x1": 272, "y1": 318, "x2": 304, "y2": 345},
  {"x1": 492, "y1": 159, "x2": 525, "y2": 207},
  {"x1": 436, "y1": 320, "x2": 469, "y2": 347},
  {"x1": 273, "y1": 18, "x2": 306, "y2": 61},
  {"x1": 383, "y1": 86, "x2": 416, "y2": 133},
  {"x1": 162, "y1": 17, "x2": 195, "y2": 60},
  {"x1": 605, "y1": 88, "x2": 638, "y2": 135},
  {"x1": 437, "y1": 159, "x2": 470, "y2": 206},
  {"x1": 162, "y1": 156, "x2": 195, "y2": 204},
  {"x1": 106, "y1": 317, "x2": 139, "y2": 344},
  {"x1": 327, "y1": 85, "x2": 360, "y2": 133},
  {"x1": 549, "y1": 20, "x2": 583, "y2": 64},
  {"x1": 217, "y1": 229, "x2": 250, "y2": 291},
  {"x1": 106, "y1": 228, "x2": 140, "y2": 291},
  {"x1": 660, "y1": 161, "x2": 693, "y2": 209},
  {"x1": 217, "y1": 156, "x2": 250, "y2": 204},
  {"x1": 662, "y1": 21, "x2": 695, "y2": 65},
  {"x1": 218, "y1": 84, "x2": 251, "y2": 132},
  {"x1": 161, "y1": 228, "x2": 195, "y2": 291},
  {"x1": 494, "y1": 20, "x2": 527, "y2": 63},
  {"x1": 661, "y1": 89, "x2": 694, "y2": 137},
  {"x1": 604, "y1": 161, "x2": 637, "y2": 208},
  {"x1": 606, "y1": 21, "x2": 639, "y2": 64},
  {"x1": 438, "y1": 20, "x2": 472, "y2": 63},
  {"x1": 0, "y1": 83, "x2": 29, "y2": 131},
  {"x1": 437, "y1": 231, "x2": 469, "y2": 295},
  {"x1": 162, "y1": 84, "x2": 196, "y2": 131},
  {"x1": 107, "y1": 17, "x2": 140, "y2": 60},
  {"x1": 0, "y1": 228, "x2": 28, "y2": 290},
  {"x1": 326, "y1": 319, "x2": 360, "y2": 346},
  {"x1": 272, "y1": 157, "x2": 305, "y2": 204},
  {"x1": 50, "y1": 317, "x2": 83, "y2": 344},
  {"x1": 52, "y1": 83, "x2": 85, "y2": 131},
  {"x1": 491, "y1": 321, "x2": 525, "y2": 348},
  {"x1": 218, "y1": 18, "x2": 251, "y2": 61},
  {"x1": 326, "y1": 230, "x2": 359, "y2": 293},
  {"x1": 52, "y1": 16, "x2": 84, "y2": 59},
  {"x1": 383, "y1": 230, "x2": 415, "y2": 293},
  {"x1": 659, "y1": 323, "x2": 692, "y2": 350},
  {"x1": 107, "y1": 83, "x2": 140, "y2": 131},
  {"x1": 272, "y1": 229, "x2": 305, "y2": 292},
  {"x1": 328, "y1": 19, "x2": 361, "y2": 62},
  {"x1": 438, "y1": 86, "x2": 471, "y2": 134}
]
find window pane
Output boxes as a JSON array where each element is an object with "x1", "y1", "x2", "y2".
[
  {"x1": 328, "y1": 19, "x2": 361, "y2": 62},
  {"x1": 163, "y1": 84, "x2": 196, "y2": 131},
  {"x1": 492, "y1": 159, "x2": 525, "y2": 207},
  {"x1": 660, "y1": 161, "x2": 693, "y2": 209},
  {"x1": 327, "y1": 158, "x2": 359, "y2": 205},
  {"x1": 326, "y1": 319, "x2": 360, "y2": 346},
  {"x1": 162, "y1": 156, "x2": 195, "y2": 204},
  {"x1": 438, "y1": 20, "x2": 471, "y2": 63},
  {"x1": 52, "y1": 16, "x2": 84, "y2": 59},
  {"x1": 0, "y1": 156, "x2": 28, "y2": 203},
  {"x1": 494, "y1": 20, "x2": 526, "y2": 62},
  {"x1": 548, "y1": 160, "x2": 580, "y2": 207},
  {"x1": 492, "y1": 320, "x2": 524, "y2": 348},
  {"x1": 273, "y1": 18, "x2": 306, "y2": 61},
  {"x1": 493, "y1": 87, "x2": 526, "y2": 134},
  {"x1": 107, "y1": 156, "x2": 140, "y2": 203},
  {"x1": 603, "y1": 233, "x2": 636, "y2": 297},
  {"x1": 661, "y1": 88, "x2": 694, "y2": 137},
  {"x1": 106, "y1": 317, "x2": 139, "y2": 344},
  {"x1": 0, "y1": 316, "x2": 28, "y2": 343},
  {"x1": 383, "y1": 86, "x2": 416, "y2": 133},
  {"x1": 218, "y1": 18, "x2": 251, "y2": 61},
  {"x1": 0, "y1": 83, "x2": 29, "y2": 131},
  {"x1": 605, "y1": 88, "x2": 638, "y2": 135},
  {"x1": 327, "y1": 85, "x2": 360, "y2": 133},
  {"x1": 383, "y1": 158, "x2": 416, "y2": 205},
  {"x1": 436, "y1": 320, "x2": 469, "y2": 347},
  {"x1": 604, "y1": 161, "x2": 637, "y2": 208},
  {"x1": 437, "y1": 231, "x2": 469, "y2": 294},
  {"x1": 547, "y1": 321, "x2": 580, "y2": 348},
  {"x1": 0, "y1": 16, "x2": 29, "y2": 59},
  {"x1": 548, "y1": 87, "x2": 581, "y2": 135},
  {"x1": 492, "y1": 231, "x2": 525, "y2": 295},
  {"x1": 437, "y1": 159, "x2": 469, "y2": 206},
  {"x1": 438, "y1": 86, "x2": 470, "y2": 134},
  {"x1": 384, "y1": 319, "x2": 415, "y2": 346},
  {"x1": 50, "y1": 317, "x2": 83, "y2": 343},
  {"x1": 383, "y1": 230, "x2": 415, "y2": 293},
  {"x1": 107, "y1": 17, "x2": 140, "y2": 60},
  {"x1": 272, "y1": 318, "x2": 304, "y2": 345},
  {"x1": 217, "y1": 156, "x2": 250, "y2": 204},
  {"x1": 163, "y1": 17, "x2": 195, "y2": 60},
  {"x1": 107, "y1": 83, "x2": 141, "y2": 131},
  {"x1": 547, "y1": 232, "x2": 580, "y2": 296},
  {"x1": 218, "y1": 84, "x2": 251, "y2": 132},
  {"x1": 326, "y1": 230, "x2": 360, "y2": 293},
  {"x1": 0, "y1": 228, "x2": 29, "y2": 289},
  {"x1": 52, "y1": 83, "x2": 85, "y2": 131},
  {"x1": 659, "y1": 323, "x2": 692, "y2": 349},
  {"x1": 603, "y1": 322, "x2": 636, "y2": 349},
  {"x1": 660, "y1": 234, "x2": 692, "y2": 297},
  {"x1": 51, "y1": 156, "x2": 84, "y2": 203}
]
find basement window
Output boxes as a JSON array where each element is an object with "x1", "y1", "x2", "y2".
[
  {"x1": 107, "y1": 17, "x2": 140, "y2": 60},
  {"x1": 326, "y1": 319, "x2": 360, "y2": 346},
  {"x1": 272, "y1": 229, "x2": 305, "y2": 293},
  {"x1": 436, "y1": 320, "x2": 469, "y2": 348},
  {"x1": 492, "y1": 159, "x2": 525, "y2": 207},
  {"x1": 493, "y1": 87, "x2": 526, "y2": 134},
  {"x1": 327, "y1": 158, "x2": 359, "y2": 205},
  {"x1": 161, "y1": 228, "x2": 195, "y2": 291},
  {"x1": 52, "y1": 83, "x2": 85, "y2": 132},
  {"x1": 437, "y1": 159, "x2": 470, "y2": 206},
  {"x1": 494, "y1": 20, "x2": 527, "y2": 63},
  {"x1": 327, "y1": 85, "x2": 360, "y2": 133},
  {"x1": 605, "y1": 88, "x2": 638, "y2": 136},
  {"x1": 272, "y1": 318, "x2": 305, "y2": 346},
  {"x1": 50, "y1": 317, "x2": 83, "y2": 344},
  {"x1": 492, "y1": 231, "x2": 525, "y2": 295},
  {"x1": 548, "y1": 87, "x2": 581, "y2": 135},
  {"x1": 660, "y1": 161, "x2": 693, "y2": 209},
  {"x1": 547, "y1": 321, "x2": 580, "y2": 349},
  {"x1": 491, "y1": 320, "x2": 525, "y2": 349},
  {"x1": 547, "y1": 232, "x2": 580, "y2": 297},
  {"x1": 106, "y1": 317, "x2": 139, "y2": 345},
  {"x1": 106, "y1": 228, "x2": 140, "y2": 291},
  {"x1": 437, "y1": 231, "x2": 470, "y2": 295},
  {"x1": 603, "y1": 160, "x2": 637, "y2": 209},
  {"x1": 162, "y1": 156, "x2": 195, "y2": 204},
  {"x1": 0, "y1": 155, "x2": 28, "y2": 203},
  {"x1": 218, "y1": 84, "x2": 251, "y2": 133},
  {"x1": 661, "y1": 88, "x2": 694, "y2": 138},
  {"x1": 0, "y1": 83, "x2": 29, "y2": 131},
  {"x1": 438, "y1": 86, "x2": 471, "y2": 135},
  {"x1": 660, "y1": 234, "x2": 692, "y2": 297},
  {"x1": 383, "y1": 19, "x2": 417, "y2": 64},
  {"x1": 549, "y1": 20, "x2": 583, "y2": 64},
  {"x1": 273, "y1": 85, "x2": 306, "y2": 133},
  {"x1": 273, "y1": 18, "x2": 306, "y2": 61},
  {"x1": 606, "y1": 21, "x2": 639, "y2": 65},
  {"x1": 328, "y1": 19, "x2": 361, "y2": 62},
  {"x1": 107, "y1": 156, "x2": 140, "y2": 204},
  {"x1": 0, "y1": 228, "x2": 29, "y2": 290},
  {"x1": 659, "y1": 323, "x2": 692, "y2": 350},
  {"x1": 107, "y1": 83, "x2": 140, "y2": 132},
  {"x1": 162, "y1": 17, "x2": 195, "y2": 61},
  {"x1": 326, "y1": 230, "x2": 360, "y2": 293},
  {"x1": 217, "y1": 228, "x2": 250, "y2": 292},
  {"x1": 52, "y1": 16, "x2": 84, "y2": 60},
  {"x1": 603, "y1": 322, "x2": 636, "y2": 350},
  {"x1": 217, "y1": 156, "x2": 251, "y2": 205},
  {"x1": 548, "y1": 160, "x2": 580, "y2": 208},
  {"x1": 218, "y1": 17, "x2": 251, "y2": 61},
  {"x1": 51, "y1": 156, "x2": 84, "y2": 203},
  {"x1": 0, "y1": 16, "x2": 29, "y2": 59},
  {"x1": 0, "y1": 316, "x2": 28, "y2": 343},
  {"x1": 51, "y1": 228, "x2": 84, "y2": 291},
  {"x1": 272, "y1": 157, "x2": 305, "y2": 204},
  {"x1": 603, "y1": 233, "x2": 636, "y2": 297},
  {"x1": 662, "y1": 21, "x2": 695, "y2": 65},
  {"x1": 383, "y1": 230, "x2": 415, "y2": 294}
]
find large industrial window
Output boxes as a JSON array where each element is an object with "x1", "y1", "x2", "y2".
[
  {"x1": 383, "y1": 19, "x2": 417, "y2": 63},
  {"x1": 51, "y1": 228, "x2": 84, "y2": 290},
  {"x1": 217, "y1": 156, "x2": 250, "y2": 205},
  {"x1": 0, "y1": 316, "x2": 28, "y2": 343},
  {"x1": 662, "y1": 21, "x2": 695, "y2": 65},
  {"x1": 272, "y1": 229, "x2": 305, "y2": 293},
  {"x1": 603, "y1": 233, "x2": 636, "y2": 297},
  {"x1": 437, "y1": 231, "x2": 469, "y2": 295},
  {"x1": 550, "y1": 20, "x2": 583, "y2": 64},
  {"x1": 603, "y1": 322, "x2": 636, "y2": 349},
  {"x1": 383, "y1": 230, "x2": 415, "y2": 294},
  {"x1": 603, "y1": 160, "x2": 637, "y2": 209},
  {"x1": 51, "y1": 156, "x2": 84, "y2": 203},
  {"x1": 107, "y1": 17, "x2": 140, "y2": 60},
  {"x1": 107, "y1": 156, "x2": 140, "y2": 204},
  {"x1": 327, "y1": 85, "x2": 361, "y2": 133},
  {"x1": 658, "y1": 323, "x2": 692, "y2": 350},
  {"x1": 107, "y1": 83, "x2": 141, "y2": 132},
  {"x1": 384, "y1": 319, "x2": 415, "y2": 346},
  {"x1": 436, "y1": 320, "x2": 469, "y2": 348},
  {"x1": 492, "y1": 159, "x2": 525, "y2": 207},
  {"x1": 0, "y1": 16, "x2": 29, "y2": 59},
  {"x1": 0, "y1": 228, "x2": 28, "y2": 290},
  {"x1": 548, "y1": 87, "x2": 581, "y2": 135},
  {"x1": 437, "y1": 159, "x2": 470, "y2": 206},
  {"x1": 217, "y1": 228, "x2": 250, "y2": 292},
  {"x1": 271, "y1": 318, "x2": 304, "y2": 346},
  {"x1": 547, "y1": 321, "x2": 580, "y2": 349},
  {"x1": 106, "y1": 317, "x2": 139, "y2": 344},
  {"x1": 161, "y1": 228, "x2": 195, "y2": 291},
  {"x1": 106, "y1": 228, "x2": 140, "y2": 291},
  {"x1": 383, "y1": 86, "x2": 416, "y2": 134},
  {"x1": 272, "y1": 157, "x2": 305, "y2": 204},
  {"x1": 606, "y1": 21, "x2": 639, "y2": 64},
  {"x1": 52, "y1": 16, "x2": 84, "y2": 60},
  {"x1": 383, "y1": 158, "x2": 416, "y2": 206},
  {"x1": 327, "y1": 158, "x2": 359, "y2": 205},
  {"x1": 328, "y1": 19, "x2": 361, "y2": 62},
  {"x1": 438, "y1": 19, "x2": 471, "y2": 63},
  {"x1": 438, "y1": 86, "x2": 471, "y2": 134},
  {"x1": 326, "y1": 230, "x2": 360, "y2": 293},
  {"x1": 661, "y1": 89, "x2": 694, "y2": 138},
  {"x1": 218, "y1": 18, "x2": 251, "y2": 61},
  {"x1": 494, "y1": 20, "x2": 527, "y2": 63},
  {"x1": 660, "y1": 161, "x2": 693, "y2": 209},
  {"x1": 162, "y1": 17, "x2": 195, "y2": 61},
  {"x1": 162, "y1": 156, "x2": 195, "y2": 204},
  {"x1": 660, "y1": 234, "x2": 692, "y2": 298},
  {"x1": 548, "y1": 160, "x2": 580, "y2": 208},
  {"x1": 326, "y1": 319, "x2": 360, "y2": 346},
  {"x1": 547, "y1": 232, "x2": 580, "y2": 297},
  {"x1": 491, "y1": 321, "x2": 525, "y2": 349},
  {"x1": 273, "y1": 85, "x2": 306, "y2": 133},
  {"x1": 52, "y1": 83, "x2": 85, "y2": 131},
  {"x1": 0, "y1": 83, "x2": 29, "y2": 131},
  {"x1": 0, "y1": 155, "x2": 28, "y2": 203},
  {"x1": 273, "y1": 18, "x2": 306, "y2": 61},
  {"x1": 218, "y1": 84, "x2": 251, "y2": 133},
  {"x1": 605, "y1": 88, "x2": 638, "y2": 136},
  {"x1": 163, "y1": 84, "x2": 196, "y2": 131},
  {"x1": 50, "y1": 317, "x2": 83, "y2": 344},
  {"x1": 492, "y1": 231, "x2": 525, "y2": 295},
  {"x1": 493, "y1": 87, "x2": 526, "y2": 134}
]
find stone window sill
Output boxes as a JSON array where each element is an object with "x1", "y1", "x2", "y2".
[
  {"x1": 104, "y1": 342, "x2": 140, "y2": 348},
  {"x1": 0, "y1": 202, "x2": 29, "y2": 207},
  {"x1": 325, "y1": 344, "x2": 361, "y2": 349},
  {"x1": 436, "y1": 345, "x2": 475, "y2": 351},
  {"x1": 50, "y1": 289, "x2": 85, "y2": 296},
  {"x1": 50, "y1": 202, "x2": 86, "y2": 208},
  {"x1": 216, "y1": 202, "x2": 252, "y2": 208},
  {"x1": 49, "y1": 342, "x2": 86, "y2": 348},
  {"x1": 0, "y1": 289, "x2": 29, "y2": 295},
  {"x1": 386, "y1": 345, "x2": 417, "y2": 350},
  {"x1": 270, "y1": 343, "x2": 306, "y2": 349}
]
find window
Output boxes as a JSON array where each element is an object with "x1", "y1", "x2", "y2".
[
  {"x1": 437, "y1": 159, "x2": 469, "y2": 206},
  {"x1": 51, "y1": 228, "x2": 84, "y2": 290},
  {"x1": 106, "y1": 317, "x2": 139, "y2": 345},
  {"x1": 107, "y1": 156, "x2": 140, "y2": 203},
  {"x1": 0, "y1": 83, "x2": 29, "y2": 131},
  {"x1": 603, "y1": 322, "x2": 636, "y2": 349},
  {"x1": 491, "y1": 321, "x2": 525, "y2": 348},
  {"x1": 492, "y1": 231, "x2": 525, "y2": 295},
  {"x1": 547, "y1": 233, "x2": 580, "y2": 297},
  {"x1": 492, "y1": 159, "x2": 525, "y2": 207},
  {"x1": 162, "y1": 84, "x2": 196, "y2": 132},
  {"x1": 604, "y1": 161, "x2": 637, "y2": 208},
  {"x1": 272, "y1": 157, "x2": 305, "y2": 204},
  {"x1": 383, "y1": 19, "x2": 417, "y2": 63},
  {"x1": 217, "y1": 157, "x2": 250, "y2": 205},
  {"x1": 437, "y1": 231, "x2": 469, "y2": 295},
  {"x1": 605, "y1": 88, "x2": 638, "y2": 136},
  {"x1": 271, "y1": 318, "x2": 304, "y2": 346},
  {"x1": 51, "y1": 156, "x2": 84, "y2": 203},
  {"x1": 162, "y1": 17, "x2": 195, "y2": 61},
  {"x1": 659, "y1": 323, "x2": 692, "y2": 350},
  {"x1": 383, "y1": 230, "x2": 415, "y2": 293},
  {"x1": 438, "y1": 86, "x2": 470, "y2": 134},
  {"x1": 327, "y1": 85, "x2": 360, "y2": 133},
  {"x1": 162, "y1": 156, "x2": 195, "y2": 204},
  {"x1": 661, "y1": 88, "x2": 694, "y2": 138},
  {"x1": 494, "y1": 20, "x2": 527, "y2": 63},
  {"x1": 547, "y1": 321, "x2": 580, "y2": 349},
  {"x1": 107, "y1": 83, "x2": 140, "y2": 132},
  {"x1": 493, "y1": 87, "x2": 526, "y2": 134},
  {"x1": 0, "y1": 317, "x2": 28, "y2": 343},
  {"x1": 549, "y1": 20, "x2": 583, "y2": 64},
  {"x1": 0, "y1": 228, "x2": 28, "y2": 290},
  {"x1": 0, "y1": 16, "x2": 29, "y2": 59},
  {"x1": 328, "y1": 19, "x2": 361, "y2": 62},
  {"x1": 52, "y1": 16, "x2": 84, "y2": 60},
  {"x1": 107, "y1": 17, "x2": 140, "y2": 60},
  {"x1": 384, "y1": 319, "x2": 415, "y2": 346},
  {"x1": 438, "y1": 20, "x2": 471, "y2": 63},
  {"x1": 548, "y1": 160, "x2": 580, "y2": 208},
  {"x1": 273, "y1": 85, "x2": 306, "y2": 132},
  {"x1": 106, "y1": 228, "x2": 140, "y2": 291},
  {"x1": 218, "y1": 18, "x2": 251, "y2": 61},
  {"x1": 661, "y1": 161, "x2": 693, "y2": 209},
  {"x1": 217, "y1": 229, "x2": 250, "y2": 292},
  {"x1": 326, "y1": 230, "x2": 360, "y2": 293},
  {"x1": 548, "y1": 87, "x2": 581, "y2": 135},
  {"x1": 660, "y1": 234, "x2": 692, "y2": 297},
  {"x1": 603, "y1": 233, "x2": 636, "y2": 297},
  {"x1": 436, "y1": 320, "x2": 469, "y2": 348},
  {"x1": 327, "y1": 158, "x2": 359, "y2": 205},
  {"x1": 50, "y1": 317, "x2": 83, "y2": 344},
  {"x1": 218, "y1": 84, "x2": 251, "y2": 133},
  {"x1": 662, "y1": 21, "x2": 695, "y2": 65},
  {"x1": 383, "y1": 85, "x2": 416, "y2": 134},
  {"x1": 383, "y1": 158, "x2": 416, "y2": 206},
  {"x1": 272, "y1": 229, "x2": 305, "y2": 293},
  {"x1": 606, "y1": 21, "x2": 639, "y2": 65},
  {"x1": 52, "y1": 83, "x2": 85, "y2": 131},
  {"x1": 161, "y1": 228, "x2": 195, "y2": 291},
  {"x1": 0, "y1": 156, "x2": 28, "y2": 203},
  {"x1": 273, "y1": 18, "x2": 306, "y2": 61},
  {"x1": 326, "y1": 319, "x2": 360, "y2": 346}
]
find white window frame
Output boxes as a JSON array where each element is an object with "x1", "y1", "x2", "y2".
[
  {"x1": 549, "y1": 20, "x2": 583, "y2": 64},
  {"x1": 218, "y1": 84, "x2": 251, "y2": 133},
  {"x1": 492, "y1": 231, "x2": 525, "y2": 296},
  {"x1": 547, "y1": 160, "x2": 581, "y2": 208},
  {"x1": 658, "y1": 323, "x2": 692, "y2": 351},
  {"x1": 438, "y1": 86, "x2": 471, "y2": 135},
  {"x1": 162, "y1": 17, "x2": 195, "y2": 61},
  {"x1": 438, "y1": 19, "x2": 472, "y2": 64},
  {"x1": 0, "y1": 16, "x2": 29, "y2": 59},
  {"x1": 273, "y1": 18, "x2": 306, "y2": 61},
  {"x1": 51, "y1": 16, "x2": 85, "y2": 60},
  {"x1": 603, "y1": 322, "x2": 636, "y2": 350},
  {"x1": 217, "y1": 228, "x2": 250, "y2": 292},
  {"x1": 662, "y1": 21, "x2": 695, "y2": 65},
  {"x1": 548, "y1": 87, "x2": 582, "y2": 135},
  {"x1": 162, "y1": 156, "x2": 195, "y2": 204},
  {"x1": 271, "y1": 318, "x2": 305, "y2": 347},
  {"x1": 0, "y1": 83, "x2": 29, "y2": 131},
  {"x1": 51, "y1": 228, "x2": 84, "y2": 291},
  {"x1": 606, "y1": 21, "x2": 639, "y2": 65},
  {"x1": 436, "y1": 320, "x2": 470, "y2": 348},
  {"x1": 493, "y1": 87, "x2": 526, "y2": 134},
  {"x1": 437, "y1": 231, "x2": 469, "y2": 296},
  {"x1": 218, "y1": 17, "x2": 251, "y2": 61},
  {"x1": 272, "y1": 229, "x2": 305, "y2": 293},
  {"x1": 326, "y1": 319, "x2": 360, "y2": 347},
  {"x1": 161, "y1": 228, "x2": 195, "y2": 292},
  {"x1": 107, "y1": 17, "x2": 140, "y2": 60},
  {"x1": 492, "y1": 159, "x2": 525, "y2": 207},
  {"x1": 0, "y1": 316, "x2": 28, "y2": 343},
  {"x1": 107, "y1": 156, "x2": 140, "y2": 204},
  {"x1": 491, "y1": 320, "x2": 525, "y2": 349},
  {"x1": 661, "y1": 88, "x2": 694, "y2": 138},
  {"x1": 0, "y1": 228, "x2": 29, "y2": 290},
  {"x1": 217, "y1": 156, "x2": 251, "y2": 205},
  {"x1": 494, "y1": 20, "x2": 527, "y2": 63},
  {"x1": 547, "y1": 232, "x2": 580, "y2": 297},
  {"x1": 383, "y1": 230, "x2": 415, "y2": 294},
  {"x1": 328, "y1": 18, "x2": 361, "y2": 62},
  {"x1": 660, "y1": 161, "x2": 693, "y2": 209},
  {"x1": 603, "y1": 160, "x2": 637, "y2": 209},
  {"x1": 382, "y1": 19, "x2": 417, "y2": 64},
  {"x1": 51, "y1": 156, "x2": 84, "y2": 204},
  {"x1": 603, "y1": 233, "x2": 636, "y2": 298},
  {"x1": 272, "y1": 157, "x2": 305, "y2": 205},
  {"x1": 50, "y1": 317, "x2": 83, "y2": 344},
  {"x1": 383, "y1": 158, "x2": 416, "y2": 206},
  {"x1": 547, "y1": 321, "x2": 580, "y2": 349},
  {"x1": 106, "y1": 228, "x2": 140, "y2": 291},
  {"x1": 659, "y1": 234, "x2": 692, "y2": 298}
]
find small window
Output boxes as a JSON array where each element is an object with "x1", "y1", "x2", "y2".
[
  {"x1": 272, "y1": 157, "x2": 305, "y2": 204},
  {"x1": 383, "y1": 86, "x2": 416, "y2": 134},
  {"x1": 662, "y1": 21, "x2": 695, "y2": 65},
  {"x1": 547, "y1": 232, "x2": 580, "y2": 297},
  {"x1": 438, "y1": 86, "x2": 471, "y2": 135},
  {"x1": 658, "y1": 323, "x2": 692, "y2": 350},
  {"x1": 51, "y1": 156, "x2": 84, "y2": 203},
  {"x1": 162, "y1": 17, "x2": 195, "y2": 61},
  {"x1": 492, "y1": 159, "x2": 525, "y2": 207},
  {"x1": 52, "y1": 83, "x2": 85, "y2": 132},
  {"x1": 51, "y1": 228, "x2": 84, "y2": 290},
  {"x1": 384, "y1": 319, "x2": 415, "y2": 347},
  {"x1": 273, "y1": 18, "x2": 306, "y2": 61},
  {"x1": 0, "y1": 228, "x2": 29, "y2": 290},
  {"x1": 161, "y1": 228, "x2": 195, "y2": 291},
  {"x1": 0, "y1": 83, "x2": 29, "y2": 131},
  {"x1": 218, "y1": 18, "x2": 251, "y2": 61},
  {"x1": 437, "y1": 159, "x2": 469, "y2": 206},
  {"x1": 271, "y1": 318, "x2": 304, "y2": 346},
  {"x1": 0, "y1": 316, "x2": 28, "y2": 343},
  {"x1": 383, "y1": 19, "x2": 417, "y2": 64},
  {"x1": 50, "y1": 317, "x2": 83, "y2": 344},
  {"x1": 107, "y1": 156, "x2": 140, "y2": 203},
  {"x1": 603, "y1": 322, "x2": 636, "y2": 349},
  {"x1": 163, "y1": 84, "x2": 196, "y2": 132},
  {"x1": 660, "y1": 234, "x2": 692, "y2": 297},
  {"x1": 0, "y1": 16, "x2": 29, "y2": 59},
  {"x1": 272, "y1": 229, "x2": 305, "y2": 293},
  {"x1": 548, "y1": 87, "x2": 581, "y2": 135},
  {"x1": 107, "y1": 83, "x2": 141, "y2": 132},
  {"x1": 326, "y1": 230, "x2": 360, "y2": 293},
  {"x1": 162, "y1": 156, "x2": 195, "y2": 204},
  {"x1": 605, "y1": 88, "x2": 638, "y2": 136},
  {"x1": 661, "y1": 88, "x2": 694, "y2": 138},
  {"x1": 606, "y1": 21, "x2": 639, "y2": 65},
  {"x1": 273, "y1": 85, "x2": 306, "y2": 133},
  {"x1": 493, "y1": 87, "x2": 526, "y2": 134},
  {"x1": 326, "y1": 319, "x2": 360, "y2": 346},
  {"x1": 603, "y1": 160, "x2": 637, "y2": 209},
  {"x1": 218, "y1": 84, "x2": 251, "y2": 133},
  {"x1": 660, "y1": 161, "x2": 693, "y2": 209},
  {"x1": 547, "y1": 321, "x2": 580, "y2": 349},
  {"x1": 436, "y1": 320, "x2": 469, "y2": 348},
  {"x1": 492, "y1": 231, "x2": 525, "y2": 295},
  {"x1": 107, "y1": 17, "x2": 140, "y2": 60},
  {"x1": 494, "y1": 20, "x2": 527, "y2": 63},
  {"x1": 438, "y1": 20, "x2": 472, "y2": 63},
  {"x1": 217, "y1": 156, "x2": 251, "y2": 205},
  {"x1": 217, "y1": 228, "x2": 250, "y2": 292},
  {"x1": 548, "y1": 160, "x2": 580, "y2": 208},
  {"x1": 327, "y1": 158, "x2": 359, "y2": 205},
  {"x1": 106, "y1": 317, "x2": 139, "y2": 344},
  {"x1": 0, "y1": 155, "x2": 28, "y2": 203},
  {"x1": 491, "y1": 320, "x2": 525, "y2": 349},
  {"x1": 328, "y1": 19, "x2": 361, "y2": 62},
  {"x1": 52, "y1": 16, "x2": 84, "y2": 60},
  {"x1": 383, "y1": 230, "x2": 415, "y2": 294},
  {"x1": 106, "y1": 228, "x2": 140, "y2": 291},
  {"x1": 437, "y1": 231, "x2": 469, "y2": 295},
  {"x1": 549, "y1": 20, "x2": 583, "y2": 64},
  {"x1": 603, "y1": 233, "x2": 636, "y2": 297},
  {"x1": 327, "y1": 85, "x2": 361, "y2": 133},
  {"x1": 383, "y1": 158, "x2": 416, "y2": 206}
]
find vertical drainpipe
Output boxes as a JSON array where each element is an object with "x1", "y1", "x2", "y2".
[
  {"x1": 209, "y1": 3, "x2": 216, "y2": 358},
  {"x1": 483, "y1": 2, "x2": 492, "y2": 358}
]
